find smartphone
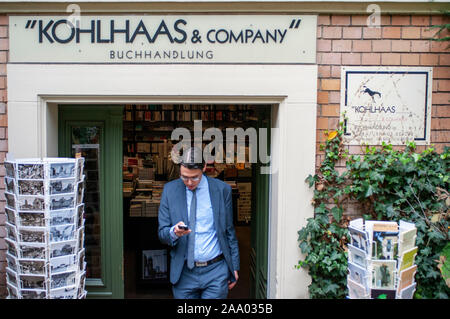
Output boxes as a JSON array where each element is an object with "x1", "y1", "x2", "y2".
[{"x1": 178, "y1": 225, "x2": 189, "y2": 231}]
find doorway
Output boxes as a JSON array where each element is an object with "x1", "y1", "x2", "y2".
[{"x1": 59, "y1": 103, "x2": 271, "y2": 299}]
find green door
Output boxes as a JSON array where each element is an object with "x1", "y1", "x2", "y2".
[
  {"x1": 250, "y1": 106, "x2": 271, "y2": 299},
  {"x1": 59, "y1": 105, "x2": 124, "y2": 298}
]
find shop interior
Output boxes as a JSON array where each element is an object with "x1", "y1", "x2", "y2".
[{"x1": 121, "y1": 104, "x2": 271, "y2": 299}]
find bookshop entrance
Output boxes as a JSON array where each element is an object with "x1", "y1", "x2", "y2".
[
  {"x1": 122, "y1": 103, "x2": 271, "y2": 299},
  {"x1": 58, "y1": 103, "x2": 272, "y2": 299}
]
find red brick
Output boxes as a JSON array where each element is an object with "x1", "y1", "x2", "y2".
[
  {"x1": 391, "y1": 40, "x2": 411, "y2": 52},
  {"x1": 317, "y1": 91, "x2": 329, "y2": 104},
  {"x1": 322, "y1": 26, "x2": 342, "y2": 39},
  {"x1": 317, "y1": 39, "x2": 331, "y2": 52},
  {"x1": 431, "y1": 15, "x2": 450, "y2": 26},
  {"x1": 435, "y1": 67, "x2": 450, "y2": 79},
  {"x1": 421, "y1": 26, "x2": 439, "y2": 39},
  {"x1": 439, "y1": 54, "x2": 450, "y2": 66},
  {"x1": 382, "y1": 27, "x2": 401, "y2": 39},
  {"x1": 331, "y1": 65, "x2": 341, "y2": 78},
  {"x1": 0, "y1": 115, "x2": 6, "y2": 127},
  {"x1": 321, "y1": 79, "x2": 341, "y2": 91},
  {"x1": 431, "y1": 118, "x2": 450, "y2": 130},
  {"x1": 0, "y1": 39, "x2": 8, "y2": 51},
  {"x1": 318, "y1": 15, "x2": 331, "y2": 26},
  {"x1": 410, "y1": 40, "x2": 430, "y2": 52},
  {"x1": 318, "y1": 65, "x2": 331, "y2": 78},
  {"x1": 381, "y1": 53, "x2": 401, "y2": 65},
  {"x1": 430, "y1": 41, "x2": 449, "y2": 53},
  {"x1": 0, "y1": 77, "x2": 5, "y2": 89},
  {"x1": 329, "y1": 91, "x2": 340, "y2": 104},
  {"x1": 362, "y1": 53, "x2": 381, "y2": 65},
  {"x1": 372, "y1": 40, "x2": 391, "y2": 52},
  {"x1": 317, "y1": 117, "x2": 329, "y2": 129},
  {"x1": 420, "y1": 53, "x2": 439, "y2": 66},
  {"x1": 437, "y1": 80, "x2": 450, "y2": 91},
  {"x1": 431, "y1": 131, "x2": 450, "y2": 143},
  {"x1": 331, "y1": 15, "x2": 351, "y2": 26},
  {"x1": 0, "y1": 26, "x2": 7, "y2": 38},
  {"x1": 402, "y1": 27, "x2": 421, "y2": 39},
  {"x1": 392, "y1": 15, "x2": 411, "y2": 26},
  {"x1": 0, "y1": 140, "x2": 7, "y2": 152},
  {"x1": 434, "y1": 105, "x2": 450, "y2": 117},
  {"x1": 411, "y1": 15, "x2": 431, "y2": 26},
  {"x1": 342, "y1": 53, "x2": 361, "y2": 65},
  {"x1": 332, "y1": 39, "x2": 352, "y2": 52},
  {"x1": 0, "y1": 16, "x2": 8, "y2": 26},
  {"x1": 433, "y1": 79, "x2": 439, "y2": 92},
  {"x1": 400, "y1": 53, "x2": 420, "y2": 65},
  {"x1": 322, "y1": 104, "x2": 340, "y2": 117},
  {"x1": 363, "y1": 27, "x2": 381, "y2": 39},
  {"x1": 351, "y1": 15, "x2": 369, "y2": 26},
  {"x1": 318, "y1": 52, "x2": 342, "y2": 65},
  {"x1": 433, "y1": 92, "x2": 450, "y2": 104},
  {"x1": 352, "y1": 40, "x2": 371, "y2": 52},
  {"x1": 343, "y1": 27, "x2": 362, "y2": 39}
]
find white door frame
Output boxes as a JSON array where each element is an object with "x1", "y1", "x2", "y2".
[{"x1": 7, "y1": 63, "x2": 317, "y2": 298}]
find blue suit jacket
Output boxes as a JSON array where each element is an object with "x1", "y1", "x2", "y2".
[{"x1": 158, "y1": 176, "x2": 240, "y2": 285}]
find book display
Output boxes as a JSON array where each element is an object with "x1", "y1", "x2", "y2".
[
  {"x1": 347, "y1": 218, "x2": 418, "y2": 299},
  {"x1": 4, "y1": 157, "x2": 87, "y2": 299}
]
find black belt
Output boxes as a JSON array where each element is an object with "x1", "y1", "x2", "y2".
[{"x1": 194, "y1": 254, "x2": 224, "y2": 267}]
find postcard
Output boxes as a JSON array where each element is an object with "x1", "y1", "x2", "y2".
[
  {"x1": 371, "y1": 288, "x2": 396, "y2": 299},
  {"x1": 50, "y1": 162, "x2": 75, "y2": 179},
  {"x1": 348, "y1": 226, "x2": 370, "y2": 254},
  {"x1": 51, "y1": 271, "x2": 76, "y2": 289},
  {"x1": 76, "y1": 180, "x2": 84, "y2": 205},
  {"x1": 6, "y1": 253, "x2": 18, "y2": 272},
  {"x1": 5, "y1": 161, "x2": 16, "y2": 178},
  {"x1": 50, "y1": 240, "x2": 77, "y2": 258},
  {"x1": 397, "y1": 264, "x2": 418, "y2": 292},
  {"x1": 348, "y1": 262, "x2": 369, "y2": 287},
  {"x1": 398, "y1": 247, "x2": 418, "y2": 271},
  {"x1": 6, "y1": 239, "x2": 18, "y2": 258},
  {"x1": 50, "y1": 195, "x2": 75, "y2": 210},
  {"x1": 19, "y1": 212, "x2": 46, "y2": 227},
  {"x1": 18, "y1": 180, "x2": 45, "y2": 196},
  {"x1": 5, "y1": 192, "x2": 16, "y2": 210},
  {"x1": 50, "y1": 179, "x2": 75, "y2": 195},
  {"x1": 50, "y1": 224, "x2": 76, "y2": 242},
  {"x1": 372, "y1": 230, "x2": 399, "y2": 260},
  {"x1": 50, "y1": 285, "x2": 78, "y2": 299},
  {"x1": 49, "y1": 209, "x2": 76, "y2": 226},
  {"x1": 76, "y1": 157, "x2": 85, "y2": 182},
  {"x1": 20, "y1": 274, "x2": 46, "y2": 290},
  {"x1": 399, "y1": 221, "x2": 417, "y2": 255},
  {"x1": 20, "y1": 290, "x2": 47, "y2": 299},
  {"x1": 398, "y1": 282, "x2": 416, "y2": 299},
  {"x1": 7, "y1": 283, "x2": 19, "y2": 299},
  {"x1": 347, "y1": 277, "x2": 369, "y2": 299},
  {"x1": 5, "y1": 177, "x2": 15, "y2": 193},
  {"x1": 18, "y1": 196, "x2": 45, "y2": 211},
  {"x1": 19, "y1": 244, "x2": 46, "y2": 259},
  {"x1": 19, "y1": 228, "x2": 46, "y2": 243},
  {"x1": 50, "y1": 255, "x2": 77, "y2": 274},
  {"x1": 371, "y1": 260, "x2": 396, "y2": 289},
  {"x1": 6, "y1": 223, "x2": 18, "y2": 242},
  {"x1": 19, "y1": 260, "x2": 46, "y2": 275},
  {"x1": 6, "y1": 268, "x2": 18, "y2": 286},
  {"x1": 18, "y1": 163, "x2": 44, "y2": 179},
  {"x1": 5, "y1": 208, "x2": 16, "y2": 226},
  {"x1": 348, "y1": 244, "x2": 368, "y2": 268}
]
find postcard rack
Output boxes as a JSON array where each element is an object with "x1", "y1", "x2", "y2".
[
  {"x1": 4, "y1": 157, "x2": 87, "y2": 299},
  {"x1": 347, "y1": 218, "x2": 418, "y2": 299}
]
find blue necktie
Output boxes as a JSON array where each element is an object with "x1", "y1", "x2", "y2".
[{"x1": 187, "y1": 189, "x2": 197, "y2": 269}]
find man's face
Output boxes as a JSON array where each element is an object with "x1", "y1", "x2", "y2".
[{"x1": 180, "y1": 164, "x2": 206, "y2": 191}]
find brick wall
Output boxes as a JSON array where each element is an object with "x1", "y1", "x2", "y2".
[
  {"x1": 0, "y1": 14, "x2": 7, "y2": 298},
  {"x1": 316, "y1": 14, "x2": 450, "y2": 168}
]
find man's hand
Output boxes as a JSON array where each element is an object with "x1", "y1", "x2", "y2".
[
  {"x1": 174, "y1": 221, "x2": 191, "y2": 237},
  {"x1": 228, "y1": 271, "x2": 239, "y2": 290}
]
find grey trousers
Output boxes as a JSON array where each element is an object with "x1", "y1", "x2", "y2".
[{"x1": 172, "y1": 259, "x2": 229, "y2": 299}]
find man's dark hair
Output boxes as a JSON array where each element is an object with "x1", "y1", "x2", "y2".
[{"x1": 180, "y1": 146, "x2": 205, "y2": 170}]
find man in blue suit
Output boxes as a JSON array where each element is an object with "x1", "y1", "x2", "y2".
[{"x1": 158, "y1": 147, "x2": 240, "y2": 299}]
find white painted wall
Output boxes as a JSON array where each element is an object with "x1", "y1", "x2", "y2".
[{"x1": 7, "y1": 63, "x2": 316, "y2": 298}]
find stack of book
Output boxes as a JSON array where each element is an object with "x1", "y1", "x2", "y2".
[{"x1": 347, "y1": 218, "x2": 418, "y2": 299}]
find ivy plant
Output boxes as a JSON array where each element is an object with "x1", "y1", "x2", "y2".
[{"x1": 298, "y1": 120, "x2": 450, "y2": 299}]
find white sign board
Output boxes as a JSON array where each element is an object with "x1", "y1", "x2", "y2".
[
  {"x1": 340, "y1": 67, "x2": 432, "y2": 145},
  {"x1": 9, "y1": 15, "x2": 316, "y2": 64}
]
